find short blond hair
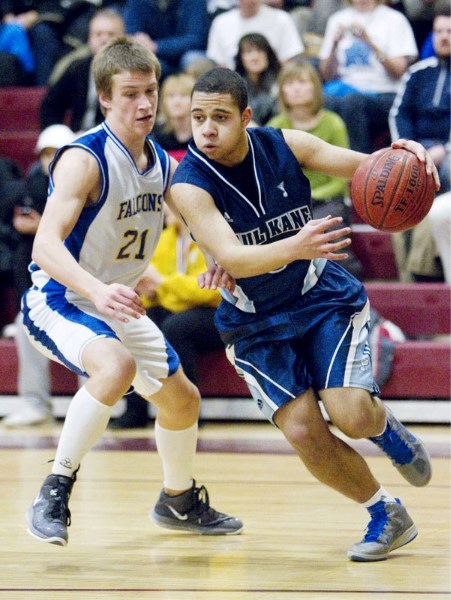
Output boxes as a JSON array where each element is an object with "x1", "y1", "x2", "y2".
[{"x1": 93, "y1": 36, "x2": 161, "y2": 102}]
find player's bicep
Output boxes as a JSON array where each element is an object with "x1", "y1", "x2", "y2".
[
  {"x1": 38, "y1": 149, "x2": 100, "y2": 241},
  {"x1": 171, "y1": 183, "x2": 240, "y2": 259},
  {"x1": 283, "y1": 128, "x2": 365, "y2": 178}
]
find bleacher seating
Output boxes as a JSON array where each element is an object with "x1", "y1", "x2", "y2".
[
  {"x1": 0, "y1": 86, "x2": 46, "y2": 173},
  {"x1": 0, "y1": 86, "x2": 46, "y2": 132},
  {"x1": 0, "y1": 283, "x2": 449, "y2": 406},
  {"x1": 352, "y1": 225, "x2": 399, "y2": 280},
  {"x1": 0, "y1": 88, "x2": 449, "y2": 420}
]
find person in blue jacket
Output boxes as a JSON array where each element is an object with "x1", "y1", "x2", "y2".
[
  {"x1": 124, "y1": 0, "x2": 210, "y2": 80},
  {"x1": 389, "y1": 4, "x2": 450, "y2": 193}
]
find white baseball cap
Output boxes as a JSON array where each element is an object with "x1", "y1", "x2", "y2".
[{"x1": 35, "y1": 124, "x2": 76, "y2": 153}]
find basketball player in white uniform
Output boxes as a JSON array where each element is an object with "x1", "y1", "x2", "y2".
[{"x1": 23, "y1": 37, "x2": 243, "y2": 546}]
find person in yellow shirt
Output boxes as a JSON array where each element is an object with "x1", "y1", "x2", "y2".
[{"x1": 111, "y1": 205, "x2": 222, "y2": 428}]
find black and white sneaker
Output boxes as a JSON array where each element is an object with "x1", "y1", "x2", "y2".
[
  {"x1": 27, "y1": 470, "x2": 78, "y2": 546},
  {"x1": 151, "y1": 480, "x2": 244, "y2": 535}
]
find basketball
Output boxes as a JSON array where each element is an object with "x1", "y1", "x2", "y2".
[{"x1": 350, "y1": 148, "x2": 435, "y2": 232}]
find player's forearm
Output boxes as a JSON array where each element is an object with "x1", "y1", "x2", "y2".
[
  {"x1": 212, "y1": 237, "x2": 299, "y2": 278},
  {"x1": 32, "y1": 236, "x2": 105, "y2": 302}
]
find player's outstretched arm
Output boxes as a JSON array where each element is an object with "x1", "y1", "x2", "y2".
[{"x1": 171, "y1": 183, "x2": 352, "y2": 279}]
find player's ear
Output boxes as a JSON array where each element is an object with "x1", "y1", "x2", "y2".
[
  {"x1": 241, "y1": 107, "x2": 253, "y2": 127},
  {"x1": 98, "y1": 92, "x2": 112, "y2": 112}
]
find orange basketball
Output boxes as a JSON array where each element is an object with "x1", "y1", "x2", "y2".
[{"x1": 350, "y1": 148, "x2": 435, "y2": 232}]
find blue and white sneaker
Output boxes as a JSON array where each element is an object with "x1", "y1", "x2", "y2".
[
  {"x1": 348, "y1": 499, "x2": 418, "y2": 562},
  {"x1": 151, "y1": 480, "x2": 244, "y2": 535},
  {"x1": 369, "y1": 406, "x2": 432, "y2": 487}
]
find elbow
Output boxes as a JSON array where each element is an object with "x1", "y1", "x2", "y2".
[{"x1": 31, "y1": 238, "x2": 45, "y2": 266}]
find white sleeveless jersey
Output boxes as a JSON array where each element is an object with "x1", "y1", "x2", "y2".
[{"x1": 29, "y1": 122, "x2": 170, "y2": 297}]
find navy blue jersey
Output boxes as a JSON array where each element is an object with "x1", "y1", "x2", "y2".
[
  {"x1": 173, "y1": 127, "x2": 373, "y2": 409},
  {"x1": 173, "y1": 127, "x2": 362, "y2": 316}
]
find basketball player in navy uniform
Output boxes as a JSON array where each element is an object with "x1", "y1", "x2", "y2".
[
  {"x1": 23, "y1": 40, "x2": 243, "y2": 546},
  {"x1": 170, "y1": 68, "x2": 440, "y2": 562}
]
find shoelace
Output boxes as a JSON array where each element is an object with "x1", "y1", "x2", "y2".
[
  {"x1": 46, "y1": 469, "x2": 78, "y2": 525},
  {"x1": 364, "y1": 504, "x2": 389, "y2": 542},
  {"x1": 193, "y1": 484, "x2": 213, "y2": 516},
  {"x1": 47, "y1": 479, "x2": 73, "y2": 525},
  {"x1": 384, "y1": 428, "x2": 414, "y2": 465}
]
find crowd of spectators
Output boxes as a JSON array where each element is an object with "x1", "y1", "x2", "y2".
[{"x1": 0, "y1": 0, "x2": 450, "y2": 427}]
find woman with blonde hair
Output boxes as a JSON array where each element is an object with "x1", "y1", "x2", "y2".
[
  {"x1": 267, "y1": 60, "x2": 362, "y2": 278},
  {"x1": 151, "y1": 72, "x2": 196, "y2": 160}
]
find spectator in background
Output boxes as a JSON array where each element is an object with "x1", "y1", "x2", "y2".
[
  {"x1": 151, "y1": 73, "x2": 196, "y2": 161},
  {"x1": 2, "y1": 125, "x2": 76, "y2": 428},
  {"x1": 388, "y1": 5, "x2": 450, "y2": 283},
  {"x1": 267, "y1": 60, "x2": 362, "y2": 278},
  {"x1": 1, "y1": 1, "x2": 124, "y2": 86},
  {"x1": 319, "y1": 0, "x2": 418, "y2": 154},
  {"x1": 428, "y1": 192, "x2": 451, "y2": 284},
  {"x1": 207, "y1": 0, "x2": 304, "y2": 69},
  {"x1": 234, "y1": 33, "x2": 280, "y2": 125},
  {"x1": 124, "y1": 0, "x2": 210, "y2": 81},
  {"x1": 40, "y1": 9, "x2": 124, "y2": 133},
  {"x1": 389, "y1": 5, "x2": 450, "y2": 193},
  {"x1": 111, "y1": 205, "x2": 223, "y2": 428},
  {"x1": 0, "y1": 4, "x2": 35, "y2": 85},
  {"x1": 0, "y1": 157, "x2": 22, "y2": 315}
]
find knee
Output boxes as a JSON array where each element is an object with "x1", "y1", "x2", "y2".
[
  {"x1": 335, "y1": 394, "x2": 384, "y2": 439},
  {"x1": 279, "y1": 418, "x2": 321, "y2": 457}
]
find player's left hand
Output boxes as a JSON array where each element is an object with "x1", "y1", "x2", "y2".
[
  {"x1": 392, "y1": 139, "x2": 441, "y2": 190},
  {"x1": 198, "y1": 265, "x2": 236, "y2": 292}
]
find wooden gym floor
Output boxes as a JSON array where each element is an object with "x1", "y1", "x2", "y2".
[{"x1": 0, "y1": 420, "x2": 449, "y2": 600}]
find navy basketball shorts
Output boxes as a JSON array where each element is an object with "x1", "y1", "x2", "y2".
[{"x1": 225, "y1": 299, "x2": 379, "y2": 424}]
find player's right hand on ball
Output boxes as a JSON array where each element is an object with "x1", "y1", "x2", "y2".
[
  {"x1": 292, "y1": 215, "x2": 352, "y2": 261},
  {"x1": 95, "y1": 283, "x2": 146, "y2": 322}
]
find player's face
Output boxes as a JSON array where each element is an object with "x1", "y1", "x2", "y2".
[
  {"x1": 100, "y1": 70, "x2": 159, "y2": 139},
  {"x1": 191, "y1": 92, "x2": 250, "y2": 166}
]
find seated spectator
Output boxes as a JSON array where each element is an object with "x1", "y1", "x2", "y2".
[
  {"x1": 402, "y1": 0, "x2": 437, "y2": 50},
  {"x1": 184, "y1": 56, "x2": 217, "y2": 80},
  {"x1": 389, "y1": 4, "x2": 450, "y2": 192},
  {"x1": 389, "y1": 5, "x2": 450, "y2": 283},
  {"x1": 1, "y1": 1, "x2": 121, "y2": 85},
  {"x1": 428, "y1": 191, "x2": 451, "y2": 284},
  {"x1": 267, "y1": 60, "x2": 363, "y2": 279},
  {"x1": 1, "y1": 125, "x2": 76, "y2": 428},
  {"x1": 235, "y1": 33, "x2": 281, "y2": 125},
  {"x1": 124, "y1": 0, "x2": 210, "y2": 80},
  {"x1": 111, "y1": 205, "x2": 223, "y2": 428},
  {"x1": 207, "y1": 0, "x2": 304, "y2": 69},
  {"x1": 151, "y1": 73, "x2": 195, "y2": 159},
  {"x1": 319, "y1": 0, "x2": 418, "y2": 153},
  {"x1": 0, "y1": 6, "x2": 35, "y2": 84},
  {"x1": 39, "y1": 8, "x2": 124, "y2": 133},
  {"x1": 0, "y1": 156, "x2": 22, "y2": 317}
]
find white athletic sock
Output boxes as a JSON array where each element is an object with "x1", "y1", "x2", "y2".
[
  {"x1": 52, "y1": 386, "x2": 112, "y2": 476},
  {"x1": 362, "y1": 486, "x2": 396, "y2": 509},
  {"x1": 154, "y1": 421, "x2": 198, "y2": 492}
]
